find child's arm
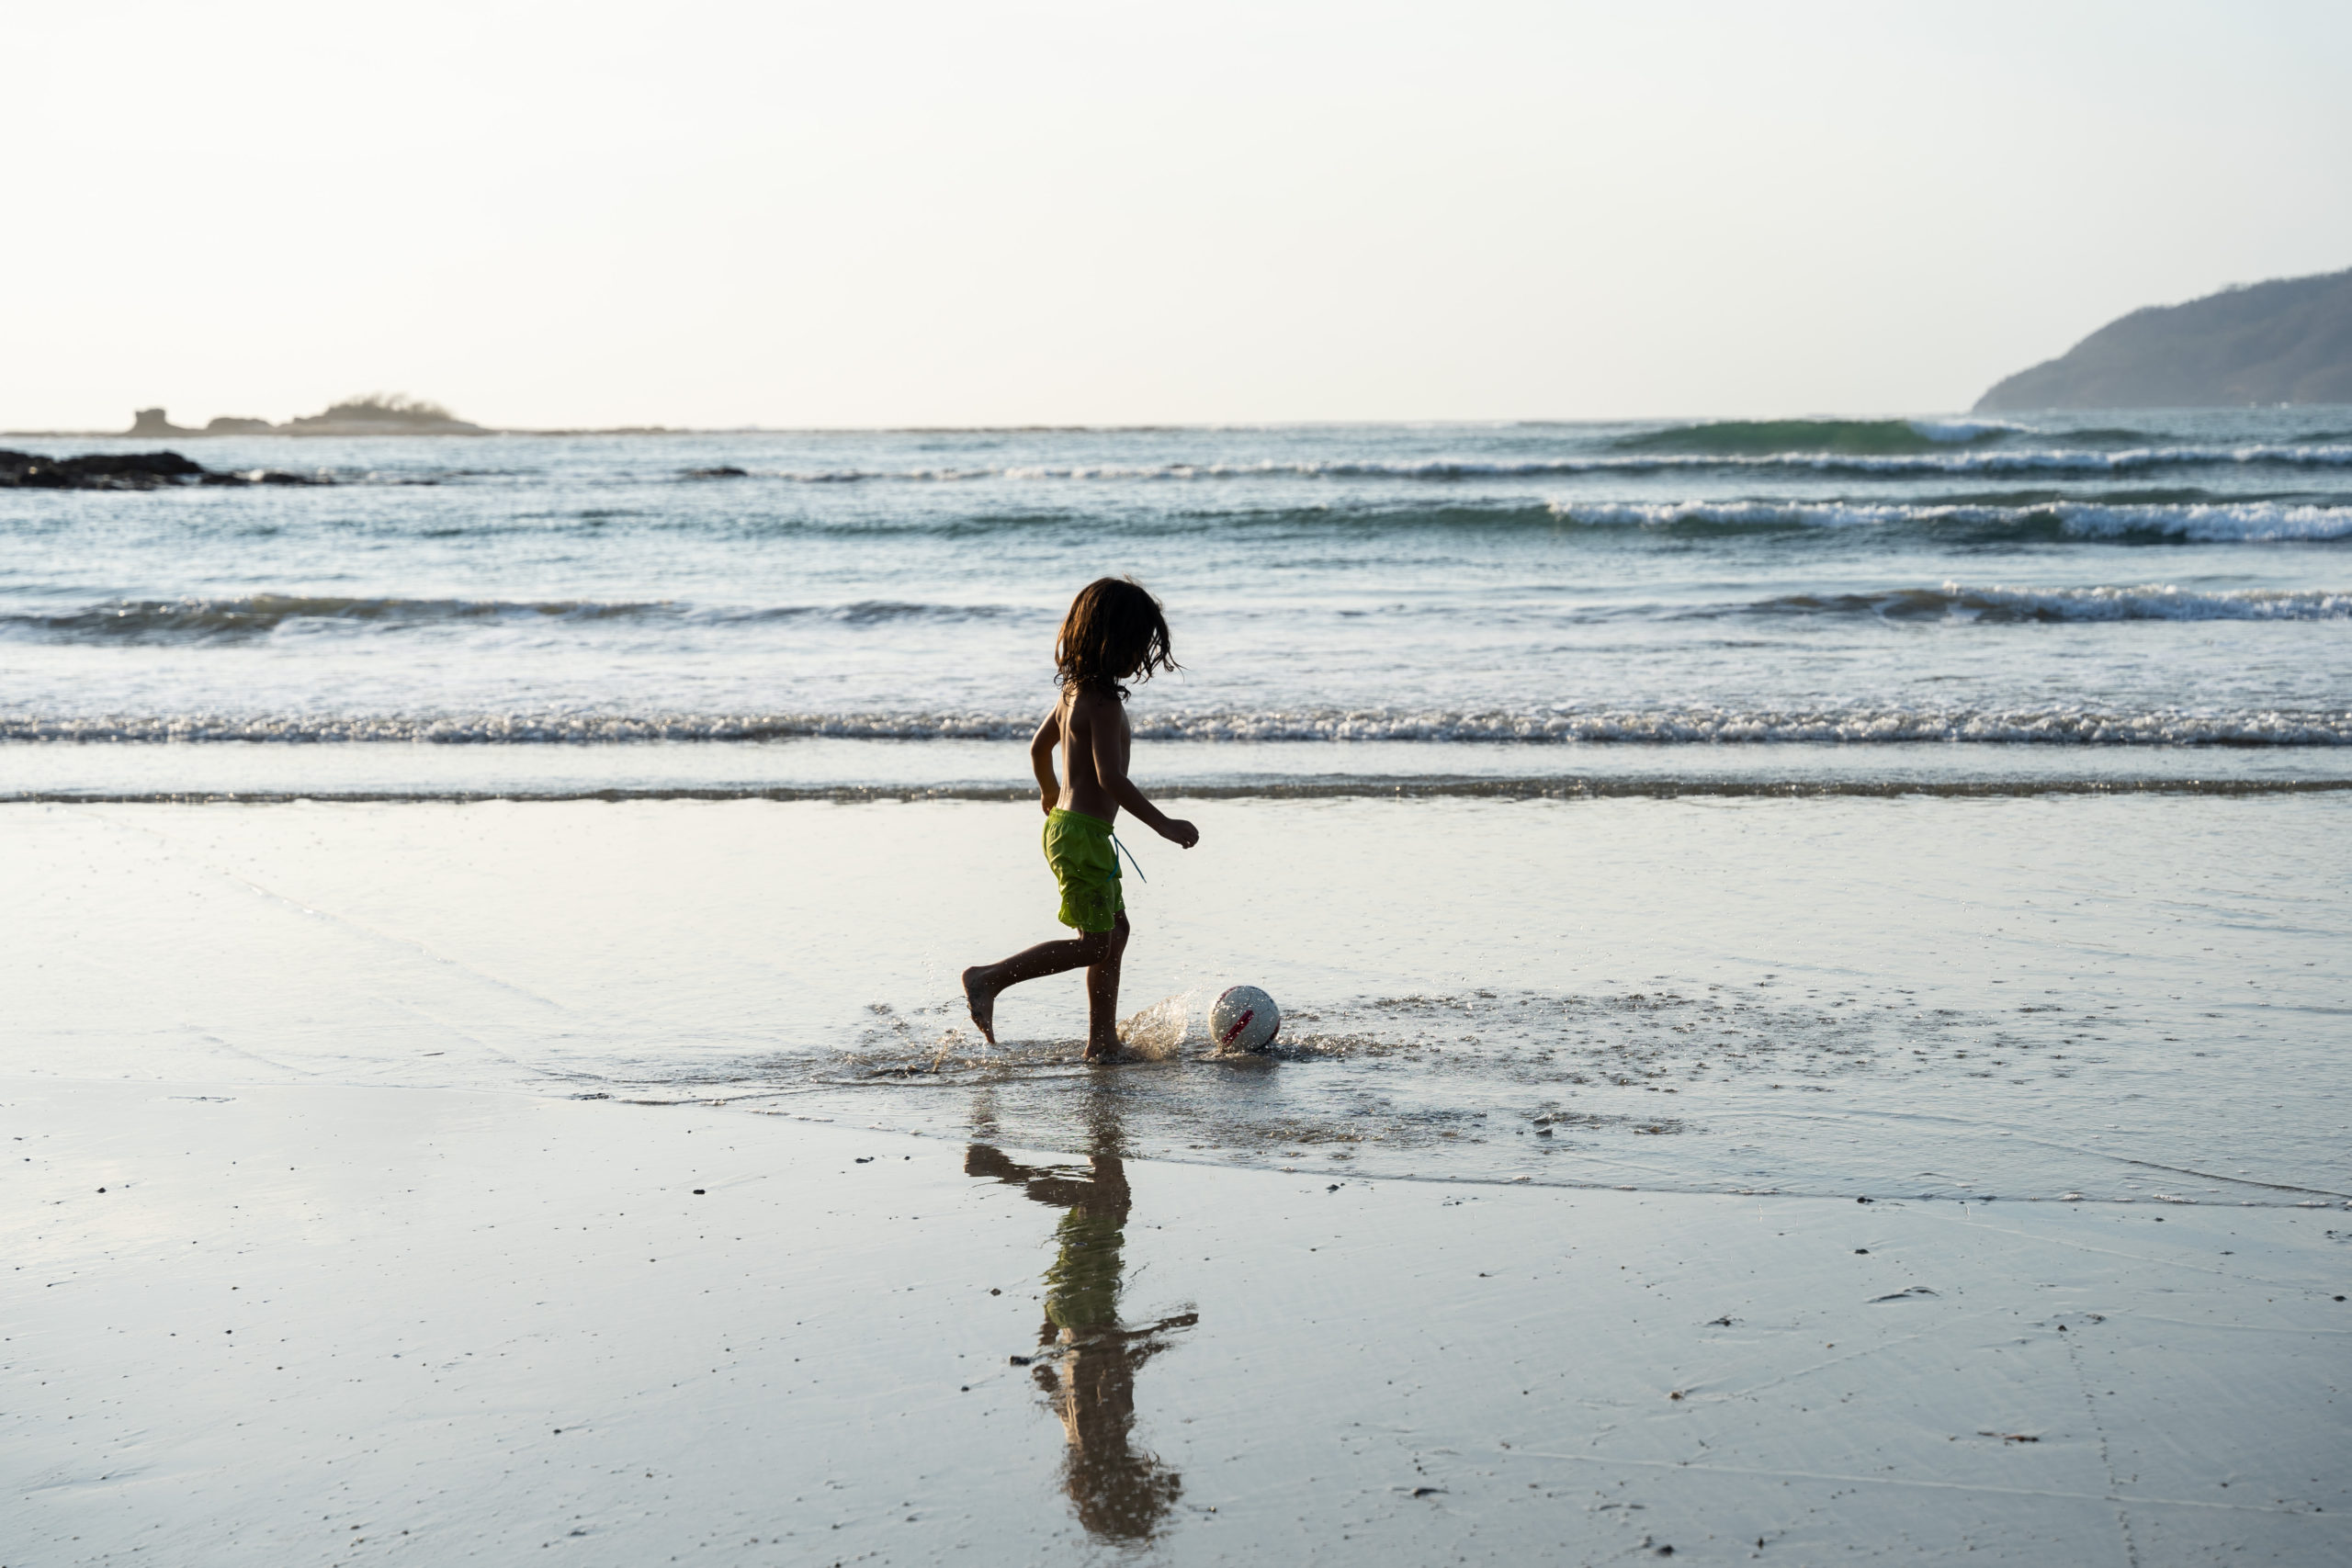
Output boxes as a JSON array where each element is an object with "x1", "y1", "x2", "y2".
[
  {"x1": 1029, "y1": 709, "x2": 1061, "y2": 815},
  {"x1": 1089, "y1": 708, "x2": 1199, "y2": 849}
]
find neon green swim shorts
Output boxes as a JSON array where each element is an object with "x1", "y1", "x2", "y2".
[{"x1": 1043, "y1": 807, "x2": 1124, "y2": 934}]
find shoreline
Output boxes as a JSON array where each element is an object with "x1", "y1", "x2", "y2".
[
  {"x1": 10, "y1": 775, "x2": 2352, "y2": 805},
  {"x1": 6, "y1": 736, "x2": 2348, "y2": 807}
]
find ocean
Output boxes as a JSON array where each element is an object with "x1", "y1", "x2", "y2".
[
  {"x1": 6, "y1": 412, "x2": 2348, "y2": 1206},
  {"x1": 5, "y1": 410, "x2": 2348, "y2": 767}
]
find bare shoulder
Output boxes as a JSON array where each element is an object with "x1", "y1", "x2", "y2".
[{"x1": 1068, "y1": 686, "x2": 1124, "y2": 728}]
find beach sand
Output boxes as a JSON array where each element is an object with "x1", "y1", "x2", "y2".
[
  {"x1": 11, "y1": 1081, "x2": 2346, "y2": 1564},
  {"x1": 6, "y1": 794, "x2": 2348, "y2": 1562}
]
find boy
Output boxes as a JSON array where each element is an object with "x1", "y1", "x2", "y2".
[{"x1": 964, "y1": 577, "x2": 1199, "y2": 1061}]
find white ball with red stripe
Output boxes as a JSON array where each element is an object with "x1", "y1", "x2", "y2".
[{"x1": 1210, "y1": 985, "x2": 1281, "y2": 1054}]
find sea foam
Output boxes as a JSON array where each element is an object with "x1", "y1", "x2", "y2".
[
  {"x1": 1752, "y1": 583, "x2": 2352, "y2": 623},
  {"x1": 10, "y1": 705, "x2": 2347, "y2": 747},
  {"x1": 676, "y1": 445, "x2": 2352, "y2": 484},
  {"x1": 1544, "y1": 499, "x2": 2352, "y2": 541}
]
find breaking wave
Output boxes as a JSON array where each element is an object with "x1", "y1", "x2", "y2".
[
  {"x1": 1748, "y1": 583, "x2": 2352, "y2": 623},
  {"x1": 1544, "y1": 499, "x2": 2352, "y2": 542},
  {"x1": 0, "y1": 594, "x2": 1018, "y2": 643},
  {"x1": 663, "y1": 445, "x2": 2352, "y2": 484},
  {"x1": 11, "y1": 705, "x2": 2348, "y2": 746},
  {"x1": 0, "y1": 595, "x2": 666, "y2": 640},
  {"x1": 1612, "y1": 417, "x2": 2021, "y2": 455}
]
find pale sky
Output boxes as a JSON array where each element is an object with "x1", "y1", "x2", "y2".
[{"x1": 10, "y1": 0, "x2": 2349, "y2": 430}]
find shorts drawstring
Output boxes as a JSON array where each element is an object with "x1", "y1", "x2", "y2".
[{"x1": 1111, "y1": 833, "x2": 1148, "y2": 883}]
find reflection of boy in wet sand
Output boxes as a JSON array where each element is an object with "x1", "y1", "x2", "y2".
[
  {"x1": 966, "y1": 1140, "x2": 1195, "y2": 1542},
  {"x1": 963, "y1": 578, "x2": 1199, "y2": 1061}
]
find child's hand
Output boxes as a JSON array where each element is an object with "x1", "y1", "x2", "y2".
[{"x1": 1160, "y1": 818, "x2": 1200, "y2": 849}]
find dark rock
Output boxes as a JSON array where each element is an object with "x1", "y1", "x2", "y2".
[
  {"x1": 0, "y1": 450, "x2": 69, "y2": 487},
  {"x1": 0, "y1": 448, "x2": 327, "y2": 490},
  {"x1": 685, "y1": 466, "x2": 749, "y2": 479},
  {"x1": 0, "y1": 449, "x2": 199, "y2": 489},
  {"x1": 61, "y1": 451, "x2": 204, "y2": 490},
  {"x1": 65, "y1": 451, "x2": 206, "y2": 479},
  {"x1": 205, "y1": 416, "x2": 276, "y2": 434}
]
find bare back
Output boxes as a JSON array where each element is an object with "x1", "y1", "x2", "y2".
[{"x1": 1054, "y1": 685, "x2": 1129, "y2": 823}]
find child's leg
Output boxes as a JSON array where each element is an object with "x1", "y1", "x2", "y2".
[
  {"x1": 1082, "y1": 913, "x2": 1132, "y2": 1060},
  {"x1": 964, "y1": 927, "x2": 1116, "y2": 1045}
]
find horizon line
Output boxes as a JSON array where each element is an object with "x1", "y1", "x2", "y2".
[{"x1": 0, "y1": 408, "x2": 2226, "y2": 441}]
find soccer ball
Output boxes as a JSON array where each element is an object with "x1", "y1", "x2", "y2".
[{"x1": 1210, "y1": 985, "x2": 1281, "y2": 1054}]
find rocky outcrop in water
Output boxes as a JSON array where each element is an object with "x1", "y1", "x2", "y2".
[
  {"x1": 118, "y1": 395, "x2": 487, "y2": 437},
  {"x1": 279, "y1": 395, "x2": 486, "y2": 435},
  {"x1": 128, "y1": 409, "x2": 197, "y2": 438},
  {"x1": 1976, "y1": 267, "x2": 2352, "y2": 411},
  {"x1": 129, "y1": 410, "x2": 275, "y2": 437},
  {"x1": 0, "y1": 449, "x2": 327, "y2": 490}
]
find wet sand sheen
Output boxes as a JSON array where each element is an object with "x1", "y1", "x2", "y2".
[
  {"x1": 8, "y1": 1079, "x2": 2346, "y2": 1563},
  {"x1": 7, "y1": 794, "x2": 2346, "y2": 1201},
  {"x1": 4, "y1": 794, "x2": 2348, "y2": 1561}
]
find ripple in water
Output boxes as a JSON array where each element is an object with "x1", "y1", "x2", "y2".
[{"x1": 644, "y1": 983, "x2": 2217, "y2": 1202}]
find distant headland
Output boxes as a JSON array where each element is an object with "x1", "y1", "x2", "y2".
[
  {"x1": 1975, "y1": 267, "x2": 2352, "y2": 412},
  {"x1": 129, "y1": 394, "x2": 491, "y2": 438}
]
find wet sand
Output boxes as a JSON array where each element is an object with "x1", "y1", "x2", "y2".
[
  {"x1": 8, "y1": 1078, "x2": 2346, "y2": 1564},
  {"x1": 5, "y1": 794, "x2": 2349, "y2": 1562},
  {"x1": 10, "y1": 794, "x2": 2347, "y2": 1200}
]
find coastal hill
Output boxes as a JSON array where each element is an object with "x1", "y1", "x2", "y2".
[
  {"x1": 1975, "y1": 267, "x2": 2352, "y2": 411},
  {"x1": 130, "y1": 394, "x2": 487, "y2": 437}
]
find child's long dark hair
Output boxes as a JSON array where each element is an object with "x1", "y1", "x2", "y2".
[{"x1": 1055, "y1": 577, "x2": 1177, "y2": 698}]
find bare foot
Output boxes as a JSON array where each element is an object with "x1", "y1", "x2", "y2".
[
  {"x1": 962, "y1": 966, "x2": 997, "y2": 1045},
  {"x1": 1082, "y1": 1036, "x2": 1121, "y2": 1064}
]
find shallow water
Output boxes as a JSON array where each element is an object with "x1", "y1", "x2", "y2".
[
  {"x1": 15, "y1": 795, "x2": 2345, "y2": 1210},
  {"x1": 761, "y1": 795, "x2": 2352, "y2": 1209},
  {"x1": 6, "y1": 734, "x2": 2349, "y2": 802}
]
